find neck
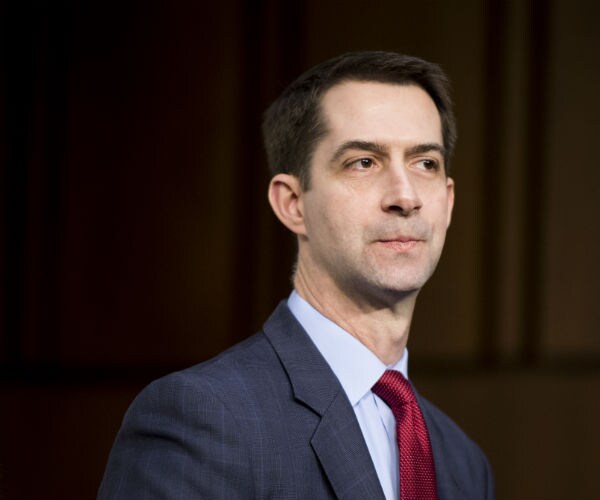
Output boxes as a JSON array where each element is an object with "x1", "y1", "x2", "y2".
[{"x1": 294, "y1": 261, "x2": 418, "y2": 366}]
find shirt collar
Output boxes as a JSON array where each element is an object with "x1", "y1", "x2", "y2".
[{"x1": 287, "y1": 290, "x2": 409, "y2": 407}]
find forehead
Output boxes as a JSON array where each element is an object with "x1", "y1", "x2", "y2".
[{"x1": 318, "y1": 81, "x2": 443, "y2": 146}]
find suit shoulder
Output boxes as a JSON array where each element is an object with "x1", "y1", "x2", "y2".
[
  {"x1": 99, "y1": 340, "x2": 263, "y2": 500},
  {"x1": 131, "y1": 330, "x2": 283, "y2": 412}
]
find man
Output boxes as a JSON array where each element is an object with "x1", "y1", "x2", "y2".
[{"x1": 98, "y1": 51, "x2": 494, "y2": 500}]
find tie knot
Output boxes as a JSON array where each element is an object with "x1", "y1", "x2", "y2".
[{"x1": 372, "y1": 370, "x2": 416, "y2": 410}]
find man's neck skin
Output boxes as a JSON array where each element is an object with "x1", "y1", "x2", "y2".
[{"x1": 293, "y1": 258, "x2": 418, "y2": 366}]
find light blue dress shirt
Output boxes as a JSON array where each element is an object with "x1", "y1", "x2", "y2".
[{"x1": 287, "y1": 291, "x2": 408, "y2": 500}]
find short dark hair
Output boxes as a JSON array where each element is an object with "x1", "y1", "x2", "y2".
[{"x1": 262, "y1": 51, "x2": 456, "y2": 188}]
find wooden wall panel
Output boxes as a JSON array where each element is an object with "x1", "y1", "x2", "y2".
[
  {"x1": 542, "y1": 0, "x2": 600, "y2": 358},
  {"x1": 414, "y1": 370, "x2": 600, "y2": 500},
  {"x1": 0, "y1": 383, "x2": 144, "y2": 500},
  {"x1": 1, "y1": 0, "x2": 600, "y2": 498}
]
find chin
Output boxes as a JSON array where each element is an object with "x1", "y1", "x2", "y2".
[
  {"x1": 356, "y1": 276, "x2": 425, "y2": 304},
  {"x1": 378, "y1": 268, "x2": 432, "y2": 291}
]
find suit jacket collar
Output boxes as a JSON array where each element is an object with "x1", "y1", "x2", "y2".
[
  {"x1": 263, "y1": 301, "x2": 465, "y2": 500},
  {"x1": 262, "y1": 301, "x2": 386, "y2": 500}
]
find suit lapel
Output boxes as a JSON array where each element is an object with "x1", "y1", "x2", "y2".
[
  {"x1": 311, "y1": 392, "x2": 387, "y2": 500},
  {"x1": 263, "y1": 302, "x2": 386, "y2": 500}
]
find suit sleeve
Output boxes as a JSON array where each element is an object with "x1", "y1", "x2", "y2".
[{"x1": 97, "y1": 372, "x2": 253, "y2": 500}]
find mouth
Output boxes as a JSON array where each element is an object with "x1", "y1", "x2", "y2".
[{"x1": 377, "y1": 237, "x2": 423, "y2": 252}]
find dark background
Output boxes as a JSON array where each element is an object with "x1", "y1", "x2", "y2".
[{"x1": 1, "y1": 0, "x2": 599, "y2": 498}]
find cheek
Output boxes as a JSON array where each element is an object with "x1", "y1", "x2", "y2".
[
  {"x1": 304, "y1": 189, "x2": 347, "y2": 229},
  {"x1": 430, "y1": 190, "x2": 451, "y2": 220},
  {"x1": 425, "y1": 197, "x2": 452, "y2": 242},
  {"x1": 303, "y1": 184, "x2": 373, "y2": 246},
  {"x1": 303, "y1": 200, "x2": 338, "y2": 241}
]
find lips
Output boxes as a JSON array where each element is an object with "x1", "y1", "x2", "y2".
[
  {"x1": 373, "y1": 225, "x2": 429, "y2": 250},
  {"x1": 377, "y1": 237, "x2": 422, "y2": 251},
  {"x1": 379, "y1": 236, "x2": 421, "y2": 243},
  {"x1": 378, "y1": 231, "x2": 426, "y2": 243}
]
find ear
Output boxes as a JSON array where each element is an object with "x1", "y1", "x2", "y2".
[
  {"x1": 446, "y1": 176, "x2": 455, "y2": 227},
  {"x1": 268, "y1": 173, "x2": 307, "y2": 236}
]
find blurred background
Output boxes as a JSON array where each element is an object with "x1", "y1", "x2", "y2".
[{"x1": 1, "y1": 0, "x2": 599, "y2": 498}]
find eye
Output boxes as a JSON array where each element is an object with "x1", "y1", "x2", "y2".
[
  {"x1": 349, "y1": 158, "x2": 374, "y2": 169},
  {"x1": 416, "y1": 159, "x2": 439, "y2": 171}
]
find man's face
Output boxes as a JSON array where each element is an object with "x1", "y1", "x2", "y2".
[{"x1": 297, "y1": 81, "x2": 454, "y2": 304}]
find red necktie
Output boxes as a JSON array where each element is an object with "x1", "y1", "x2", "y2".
[{"x1": 372, "y1": 370, "x2": 438, "y2": 500}]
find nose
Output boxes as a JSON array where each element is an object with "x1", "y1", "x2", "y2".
[{"x1": 380, "y1": 166, "x2": 422, "y2": 216}]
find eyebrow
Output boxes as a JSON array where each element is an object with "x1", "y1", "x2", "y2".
[
  {"x1": 405, "y1": 143, "x2": 446, "y2": 157},
  {"x1": 330, "y1": 140, "x2": 446, "y2": 163},
  {"x1": 330, "y1": 140, "x2": 389, "y2": 163}
]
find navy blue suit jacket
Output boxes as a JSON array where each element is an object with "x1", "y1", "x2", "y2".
[{"x1": 98, "y1": 301, "x2": 494, "y2": 499}]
